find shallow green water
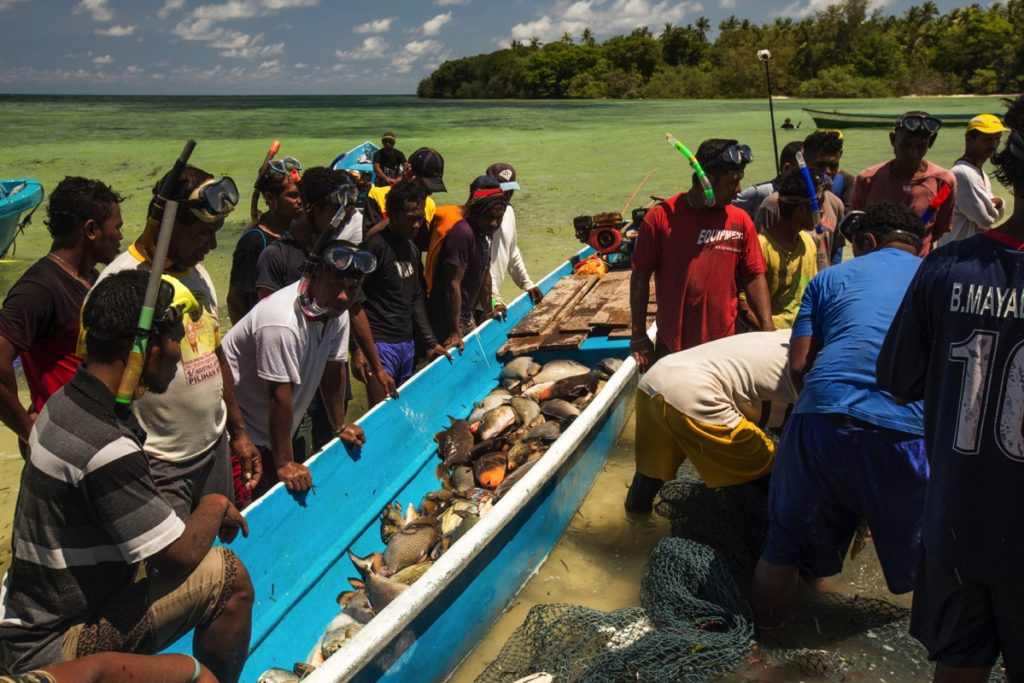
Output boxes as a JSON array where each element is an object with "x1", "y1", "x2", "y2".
[{"x1": 1, "y1": 94, "x2": 1012, "y2": 304}]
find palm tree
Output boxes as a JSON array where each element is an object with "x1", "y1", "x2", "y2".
[
  {"x1": 695, "y1": 16, "x2": 711, "y2": 41},
  {"x1": 581, "y1": 27, "x2": 596, "y2": 46}
]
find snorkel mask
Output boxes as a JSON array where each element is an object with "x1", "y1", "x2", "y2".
[
  {"x1": 297, "y1": 244, "x2": 377, "y2": 319},
  {"x1": 187, "y1": 177, "x2": 240, "y2": 223},
  {"x1": 838, "y1": 210, "x2": 922, "y2": 249}
]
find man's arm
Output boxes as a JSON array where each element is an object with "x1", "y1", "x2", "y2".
[
  {"x1": 226, "y1": 286, "x2": 249, "y2": 326},
  {"x1": 877, "y1": 268, "x2": 933, "y2": 402},
  {"x1": 629, "y1": 269, "x2": 655, "y2": 372},
  {"x1": 148, "y1": 493, "x2": 246, "y2": 578},
  {"x1": 217, "y1": 347, "x2": 261, "y2": 491},
  {"x1": 349, "y1": 306, "x2": 398, "y2": 398},
  {"x1": 411, "y1": 264, "x2": 450, "y2": 361},
  {"x1": 0, "y1": 336, "x2": 33, "y2": 445},
  {"x1": 930, "y1": 177, "x2": 958, "y2": 242},
  {"x1": 265, "y1": 379, "x2": 310, "y2": 492},
  {"x1": 953, "y1": 169, "x2": 1002, "y2": 230},
  {"x1": 788, "y1": 334, "x2": 822, "y2": 392},
  {"x1": 319, "y1": 360, "x2": 365, "y2": 445},
  {"x1": 741, "y1": 272, "x2": 776, "y2": 332},
  {"x1": 444, "y1": 264, "x2": 466, "y2": 350}
]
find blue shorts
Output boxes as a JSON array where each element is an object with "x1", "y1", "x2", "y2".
[
  {"x1": 375, "y1": 340, "x2": 416, "y2": 386},
  {"x1": 763, "y1": 413, "x2": 929, "y2": 593}
]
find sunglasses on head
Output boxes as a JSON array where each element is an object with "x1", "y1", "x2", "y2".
[
  {"x1": 321, "y1": 245, "x2": 377, "y2": 276},
  {"x1": 897, "y1": 115, "x2": 942, "y2": 135},
  {"x1": 187, "y1": 177, "x2": 239, "y2": 223},
  {"x1": 718, "y1": 144, "x2": 753, "y2": 166},
  {"x1": 328, "y1": 183, "x2": 359, "y2": 209},
  {"x1": 267, "y1": 156, "x2": 301, "y2": 176}
]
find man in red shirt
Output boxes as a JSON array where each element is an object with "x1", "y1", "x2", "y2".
[
  {"x1": 629, "y1": 138, "x2": 774, "y2": 368},
  {"x1": 0, "y1": 177, "x2": 123, "y2": 451},
  {"x1": 852, "y1": 111, "x2": 957, "y2": 254}
]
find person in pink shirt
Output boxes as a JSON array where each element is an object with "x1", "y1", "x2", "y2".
[{"x1": 852, "y1": 111, "x2": 957, "y2": 254}]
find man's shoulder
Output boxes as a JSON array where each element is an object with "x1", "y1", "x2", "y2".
[
  {"x1": 101, "y1": 249, "x2": 145, "y2": 277},
  {"x1": 855, "y1": 161, "x2": 888, "y2": 182},
  {"x1": 925, "y1": 161, "x2": 957, "y2": 184},
  {"x1": 3, "y1": 258, "x2": 66, "y2": 298}
]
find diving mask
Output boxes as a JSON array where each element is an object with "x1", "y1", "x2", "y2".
[{"x1": 187, "y1": 177, "x2": 239, "y2": 223}]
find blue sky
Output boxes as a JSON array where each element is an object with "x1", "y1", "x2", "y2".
[{"x1": 0, "y1": 0, "x2": 971, "y2": 95}]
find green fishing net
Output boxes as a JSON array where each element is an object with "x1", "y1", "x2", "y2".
[{"x1": 477, "y1": 465, "x2": 1014, "y2": 682}]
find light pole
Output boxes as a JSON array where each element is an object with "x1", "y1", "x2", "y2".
[{"x1": 758, "y1": 48, "x2": 780, "y2": 176}]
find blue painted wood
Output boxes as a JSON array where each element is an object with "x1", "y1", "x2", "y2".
[
  {"x1": 167, "y1": 249, "x2": 634, "y2": 682},
  {"x1": 0, "y1": 179, "x2": 43, "y2": 258}
]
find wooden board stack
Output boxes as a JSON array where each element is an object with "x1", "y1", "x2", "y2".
[{"x1": 497, "y1": 270, "x2": 656, "y2": 356}]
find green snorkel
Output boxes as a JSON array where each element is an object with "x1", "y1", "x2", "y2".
[{"x1": 666, "y1": 133, "x2": 715, "y2": 207}]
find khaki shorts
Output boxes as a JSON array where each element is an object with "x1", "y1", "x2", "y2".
[
  {"x1": 60, "y1": 546, "x2": 239, "y2": 661},
  {"x1": 634, "y1": 390, "x2": 776, "y2": 488}
]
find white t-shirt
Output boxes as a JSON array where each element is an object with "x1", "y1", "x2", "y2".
[
  {"x1": 488, "y1": 205, "x2": 536, "y2": 306},
  {"x1": 221, "y1": 280, "x2": 350, "y2": 448},
  {"x1": 946, "y1": 159, "x2": 1004, "y2": 243},
  {"x1": 638, "y1": 329, "x2": 797, "y2": 429},
  {"x1": 335, "y1": 211, "x2": 363, "y2": 244},
  {"x1": 95, "y1": 248, "x2": 227, "y2": 462}
]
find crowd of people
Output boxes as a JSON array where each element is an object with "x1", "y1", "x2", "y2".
[
  {"x1": 628, "y1": 97, "x2": 1024, "y2": 682},
  {"x1": 0, "y1": 133, "x2": 542, "y2": 681},
  {"x1": 0, "y1": 96, "x2": 1021, "y2": 682}
]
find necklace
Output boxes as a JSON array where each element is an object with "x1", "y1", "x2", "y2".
[{"x1": 47, "y1": 253, "x2": 93, "y2": 289}]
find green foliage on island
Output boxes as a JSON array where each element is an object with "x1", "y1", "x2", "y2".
[{"x1": 417, "y1": 0, "x2": 1024, "y2": 99}]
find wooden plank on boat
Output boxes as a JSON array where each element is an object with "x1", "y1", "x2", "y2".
[
  {"x1": 497, "y1": 334, "x2": 544, "y2": 356},
  {"x1": 608, "y1": 316, "x2": 655, "y2": 339},
  {"x1": 587, "y1": 274, "x2": 633, "y2": 328},
  {"x1": 507, "y1": 275, "x2": 597, "y2": 337},
  {"x1": 537, "y1": 331, "x2": 589, "y2": 351},
  {"x1": 558, "y1": 270, "x2": 631, "y2": 333}
]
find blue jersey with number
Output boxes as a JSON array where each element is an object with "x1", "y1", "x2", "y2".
[{"x1": 878, "y1": 231, "x2": 1024, "y2": 588}]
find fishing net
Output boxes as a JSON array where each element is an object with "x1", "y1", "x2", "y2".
[{"x1": 475, "y1": 461, "x2": 993, "y2": 682}]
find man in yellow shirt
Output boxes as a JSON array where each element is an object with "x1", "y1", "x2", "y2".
[{"x1": 741, "y1": 168, "x2": 824, "y2": 329}]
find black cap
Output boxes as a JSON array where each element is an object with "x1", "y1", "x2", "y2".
[{"x1": 409, "y1": 147, "x2": 446, "y2": 193}]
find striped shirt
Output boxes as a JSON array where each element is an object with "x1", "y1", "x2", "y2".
[{"x1": 0, "y1": 369, "x2": 185, "y2": 672}]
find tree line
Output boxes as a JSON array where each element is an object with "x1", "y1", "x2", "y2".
[{"x1": 416, "y1": 0, "x2": 1024, "y2": 99}]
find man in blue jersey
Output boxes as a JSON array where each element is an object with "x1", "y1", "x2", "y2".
[
  {"x1": 877, "y1": 94, "x2": 1024, "y2": 683},
  {"x1": 751, "y1": 202, "x2": 929, "y2": 634}
]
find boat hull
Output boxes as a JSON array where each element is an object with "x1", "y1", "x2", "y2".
[
  {"x1": 329, "y1": 141, "x2": 381, "y2": 184},
  {"x1": 803, "y1": 108, "x2": 978, "y2": 129},
  {"x1": 167, "y1": 251, "x2": 639, "y2": 683},
  {"x1": 0, "y1": 179, "x2": 43, "y2": 259}
]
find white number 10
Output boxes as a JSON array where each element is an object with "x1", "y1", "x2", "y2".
[{"x1": 950, "y1": 330, "x2": 1024, "y2": 460}]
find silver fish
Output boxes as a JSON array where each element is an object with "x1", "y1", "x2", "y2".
[
  {"x1": 258, "y1": 668, "x2": 300, "y2": 683},
  {"x1": 338, "y1": 582, "x2": 375, "y2": 624},
  {"x1": 479, "y1": 405, "x2": 518, "y2": 440},
  {"x1": 320, "y1": 620, "x2": 362, "y2": 660},
  {"x1": 349, "y1": 552, "x2": 410, "y2": 612},
  {"x1": 509, "y1": 396, "x2": 541, "y2": 425},
  {"x1": 532, "y1": 359, "x2": 591, "y2": 385},
  {"x1": 525, "y1": 420, "x2": 561, "y2": 443},
  {"x1": 383, "y1": 519, "x2": 442, "y2": 573},
  {"x1": 501, "y1": 356, "x2": 543, "y2": 381},
  {"x1": 469, "y1": 394, "x2": 511, "y2": 423},
  {"x1": 541, "y1": 399, "x2": 580, "y2": 421}
]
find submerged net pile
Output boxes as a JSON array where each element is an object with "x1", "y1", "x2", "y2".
[
  {"x1": 476, "y1": 536, "x2": 754, "y2": 682},
  {"x1": 477, "y1": 463, "x2": 940, "y2": 682}
]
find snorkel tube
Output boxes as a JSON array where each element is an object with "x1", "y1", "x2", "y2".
[
  {"x1": 795, "y1": 151, "x2": 824, "y2": 234},
  {"x1": 920, "y1": 182, "x2": 952, "y2": 225},
  {"x1": 250, "y1": 139, "x2": 281, "y2": 223},
  {"x1": 666, "y1": 133, "x2": 715, "y2": 207},
  {"x1": 115, "y1": 139, "x2": 196, "y2": 411}
]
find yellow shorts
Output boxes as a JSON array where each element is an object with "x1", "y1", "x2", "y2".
[{"x1": 634, "y1": 390, "x2": 776, "y2": 488}]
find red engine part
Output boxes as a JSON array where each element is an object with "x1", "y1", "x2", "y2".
[{"x1": 587, "y1": 227, "x2": 622, "y2": 254}]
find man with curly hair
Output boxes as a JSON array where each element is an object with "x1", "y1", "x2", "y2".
[
  {"x1": 0, "y1": 271, "x2": 253, "y2": 682},
  {"x1": 0, "y1": 177, "x2": 123, "y2": 452},
  {"x1": 878, "y1": 94, "x2": 1024, "y2": 683},
  {"x1": 803, "y1": 129, "x2": 855, "y2": 211},
  {"x1": 752, "y1": 202, "x2": 929, "y2": 633}
]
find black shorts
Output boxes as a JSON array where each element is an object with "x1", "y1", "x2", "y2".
[{"x1": 910, "y1": 548, "x2": 1024, "y2": 675}]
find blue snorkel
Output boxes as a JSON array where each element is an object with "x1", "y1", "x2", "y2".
[{"x1": 795, "y1": 151, "x2": 823, "y2": 234}]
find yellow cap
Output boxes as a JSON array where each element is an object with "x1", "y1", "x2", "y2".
[{"x1": 967, "y1": 114, "x2": 1009, "y2": 135}]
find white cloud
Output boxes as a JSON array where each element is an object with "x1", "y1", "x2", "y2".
[
  {"x1": 74, "y1": 0, "x2": 113, "y2": 22},
  {"x1": 777, "y1": 0, "x2": 886, "y2": 18},
  {"x1": 257, "y1": 59, "x2": 281, "y2": 73},
  {"x1": 190, "y1": 0, "x2": 318, "y2": 21},
  {"x1": 391, "y1": 39, "x2": 445, "y2": 73},
  {"x1": 0, "y1": 0, "x2": 30, "y2": 11},
  {"x1": 92, "y1": 54, "x2": 114, "y2": 64},
  {"x1": 435, "y1": 0, "x2": 469, "y2": 5},
  {"x1": 96, "y1": 24, "x2": 137, "y2": 36},
  {"x1": 158, "y1": 0, "x2": 187, "y2": 19},
  {"x1": 335, "y1": 36, "x2": 389, "y2": 60},
  {"x1": 504, "y1": 0, "x2": 702, "y2": 44},
  {"x1": 422, "y1": 12, "x2": 451, "y2": 36},
  {"x1": 354, "y1": 17, "x2": 395, "y2": 34},
  {"x1": 718, "y1": 0, "x2": 735, "y2": 6},
  {"x1": 294, "y1": 62, "x2": 307, "y2": 69},
  {"x1": 124, "y1": 65, "x2": 145, "y2": 75}
]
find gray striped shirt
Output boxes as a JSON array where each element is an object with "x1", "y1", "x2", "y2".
[{"x1": 0, "y1": 370, "x2": 184, "y2": 671}]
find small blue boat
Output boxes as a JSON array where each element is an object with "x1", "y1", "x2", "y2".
[
  {"x1": 169, "y1": 250, "x2": 645, "y2": 681},
  {"x1": 330, "y1": 141, "x2": 381, "y2": 185},
  {"x1": 0, "y1": 179, "x2": 44, "y2": 259}
]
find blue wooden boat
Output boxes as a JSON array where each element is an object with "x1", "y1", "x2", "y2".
[
  {"x1": 168, "y1": 250, "x2": 644, "y2": 681},
  {"x1": 329, "y1": 141, "x2": 381, "y2": 185},
  {"x1": 0, "y1": 179, "x2": 43, "y2": 259}
]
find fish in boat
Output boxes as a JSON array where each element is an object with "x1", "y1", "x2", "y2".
[
  {"x1": 501, "y1": 356, "x2": 542, "y2": 382},
  {"x1": 525, "y1": 420, "x2": 562, "y2": 443},
  {"x1": 337, "y1": 582, "x2": 375, "y2": 624},
  {"x1": 389, "y1": 561, "x2": 434, "y2": 585},
  {"x1": 478, "y1": 405, "x2": 517, "y2": 440},
  {"x1": 473, "y1": 451, "x2": 508, "y2": 489},
  {"x1": 349, "y1": 552, "x2": 410, "y2": 611},
  {"x1": 470, "y1": 437, "x2": 507, "y2": 459},
  {"x1": 531, "y1": 359, "x2": 591, "y2": 385},
  {"x1": 382, "y1": 518, "x2": 442, "y2": 573},
  {"x1": 541, "y1": 398, "x2": 581, "y2": 421},
  {"x1": 507, "y1": 441, "x2": 544, "y2": 470},
  {"x1": 509, "y1": 396, "x2": 541, "y2": 425},
  {"x1": 435, "y1": 417, "x2": 475, "y2": 468},
  {"x1": 419, "y1": 489, "x2": 456, "y2": 517},
  {"x1": 257, "y1": 668, "x2": 301, "y2": 683}
]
